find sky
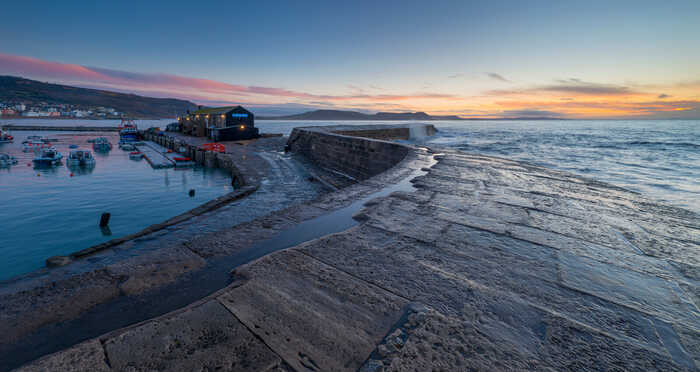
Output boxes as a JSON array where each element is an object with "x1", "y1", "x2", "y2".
[{"x1": 1, "y1": 0, "x2": 699, "y2": 118}]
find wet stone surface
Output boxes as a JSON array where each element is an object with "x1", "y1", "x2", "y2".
[{"x1": 5, "y1": 139, "x2": 700, "y2": 371}]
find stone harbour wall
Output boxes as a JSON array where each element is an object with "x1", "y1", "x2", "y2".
[{"x1": 287, "y1": 126, "x2": 416, "y2": 180}]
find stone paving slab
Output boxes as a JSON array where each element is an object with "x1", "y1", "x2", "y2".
[
  {"x1": 14, "y1": 339, "x2": 110, "y2": 372},
  {"x1": 102, "y1": 300, "x2": 283, "y2": 371},
  {"x1": 218, "y1": 249, "x2": 409, "y2": 372}
]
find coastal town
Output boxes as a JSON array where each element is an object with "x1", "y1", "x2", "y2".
[{"x1": 0, "y1": 101, "x2": 122, "y2": 118}]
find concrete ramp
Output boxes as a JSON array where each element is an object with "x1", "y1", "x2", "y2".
[{"x1": 135, "y1": 141, "x2": 175, "y2": 169}]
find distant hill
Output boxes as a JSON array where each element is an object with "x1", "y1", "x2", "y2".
[
  {"x1": 0, "y1": 76, "x2": 197, "y2": 118},
  {"x1": 258, "y1": 109, "x2": 465, "y2": 121}
]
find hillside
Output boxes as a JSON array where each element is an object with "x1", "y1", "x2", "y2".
[
  {"x1": 0, "y1": 76, "x2": 197, "y2": 118},
  {"x1": 258, "y1": 109, "x2": 464, "y2": 121}
]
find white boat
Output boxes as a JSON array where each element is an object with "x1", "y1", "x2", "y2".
[
  {"x1": 32, "y1": 147, "x2": 63, "y2": 166},
  {"x1": 92, "y1": 137, "x2": 112, "y2": 152},
  {"x1": 119, "y1": 142, "x2": 136, "y2": 151},
  {"x1": 66, "y1": 149, "x2": 96, "y2": 167},
  {"x1": 0, "y1": 153, "x2": 17, "y2": 167},
  {"x1": 0, "y1": 129, "x2": 13, "y2": 143},
  {"x1": 23, "y1": 140, "x2": 51, "y2": 152}
]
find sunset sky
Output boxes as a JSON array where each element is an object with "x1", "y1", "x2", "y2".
[{"x1": 1, "y1": 0, "x2": 699, "y2": 118}]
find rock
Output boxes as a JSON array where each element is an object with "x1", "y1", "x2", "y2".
[{"x1": 45, "y1": 255, "x2": 71, "y2": 267}]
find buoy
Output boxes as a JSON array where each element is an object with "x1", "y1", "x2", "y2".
[
  {"x1": 37, "y1": 173, "x2": 41, "y2": 176},
  {"x1": 27, "y1": 163, "x2": 31, "y2": 166},
  {"x1": 70, "y1": 173, "x2": 74, "y2": 177}
]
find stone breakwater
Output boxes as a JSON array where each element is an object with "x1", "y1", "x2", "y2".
[
  {"x1": 288, "y1": 125, "x2": 413, "y2": 181},
  {"x1": 5, "y1": 125, "x2": 700, "y2": 371}
]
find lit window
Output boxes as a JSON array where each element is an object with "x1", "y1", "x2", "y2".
[{"x1": 240, "y1": 125, "x2": 245, "y2": 129}]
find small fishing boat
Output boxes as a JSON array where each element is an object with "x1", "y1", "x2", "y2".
[
  {"x1": 0, "y1": 153, "x2": 18, "y2": 167},
  {"x1": 129, "y1": 151, "x2": 143, "y2": 160},
  {"x1": 66, "y1": 149, "x2": 96, "y2": 167},
  {"x1": 173, "y1": 156, "x2": 194, "y2": 168},
  {"x1": 69, "y1": 144, "x2": 79, "y2": 149},
  {"x1": 23, "y1": 140, "x2": 51, "y2": 152},
  {"x1": 0, "y1": 129, "x2": 13, "y2": 143},
  {"x1": 22, "y1": 135, "x2": 42, "y2": 144},
  {"x1": 32, "y1": 147, "x2": 63, "y2": 166},
  {"x1": 92, "y1": 137, "x2": 112, "y2": 152},
  {"x1": 119, "y1": 142, "x2": 136, "y2": 151}
]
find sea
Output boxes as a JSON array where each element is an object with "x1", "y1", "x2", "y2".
[
  {"x1": 0, "y1": 118, "x2": 697, "y2": 281},
  {"x1": 256, "y1": 119, "x2": 699, "y2": 214}
]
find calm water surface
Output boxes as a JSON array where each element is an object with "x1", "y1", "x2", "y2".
[{"x1": 0, "y1": 127, "x2": 234, "y2": 281}]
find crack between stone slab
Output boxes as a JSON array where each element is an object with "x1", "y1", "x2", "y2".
[
  {"x1": 214, "y1": 298, "x2": 295, "y2": 371},
  {"x1": 296, "y1": 249, "x2": 414, "y2": 303},
  {"x1": 180, "y1": 241, "x2": 207, "y2": 260},
  {"x1": 99, "y1": 339, "x2": 113, "y2": 369}
]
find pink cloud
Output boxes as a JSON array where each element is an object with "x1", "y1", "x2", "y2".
[{"x1": 0, "y1": 53, "x2": 457, "y2": 105}]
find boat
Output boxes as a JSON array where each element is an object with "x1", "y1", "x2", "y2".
[
  {"x1": 0, "y1": 129, "x2": 13, "y2": 143},
  {"x1": 32, "y1": 147, "x2": 63, "y2": 166},
  {"x1": 69, "y1": 144, "x2": 79, "y2": 149},
  {"x1": 173, "y1": 156, "x2": 194, "y2": 167},
  {"x1": 66, "y1": 149, "x2": 96, "y2": 167},
  {"x1": 0, "y1": 153, "x2": 18, "y2": 167},
  {"x1": 22, "y1": 135, "x2": 43, "y2": 144},
  {"x1": 129, "y1": 150, "x2": 143, "y2": 160},
  {"x1": 92, "y1": 137, "x2": 112, "y2": 152},
  {"x1": 23, "y1": 140, "x2": 51, "y2": 152},
  {"x1": 119, "y1": 142, "x2": 136, "y2": 151},
  {"x1": 119, "y1": 119, "x2": 139, "y2": 143}
]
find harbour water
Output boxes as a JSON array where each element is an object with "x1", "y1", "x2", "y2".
[{"x1": 0, "y1": 129, "x2": 234, "y2": 281}]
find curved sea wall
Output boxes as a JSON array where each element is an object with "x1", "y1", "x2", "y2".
[{"x1": 287, "y1": 124, "x2": 435, "y2": 180}]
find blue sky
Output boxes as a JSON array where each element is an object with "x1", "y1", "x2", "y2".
[{"x1": 1, "y1": 0, "x2": 699, "y2": 117}]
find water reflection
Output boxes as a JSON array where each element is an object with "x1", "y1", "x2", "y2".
[{"x1": 67, "y1": 163, "x2": 96, "y2": 175}]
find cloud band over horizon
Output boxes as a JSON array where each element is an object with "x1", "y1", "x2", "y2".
[{"x1": 0, "y1": 52, "x2": 698, "y2": 119}]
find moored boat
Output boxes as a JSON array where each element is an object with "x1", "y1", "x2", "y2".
[
  {"x1": 0, "y1": 153, "x2": 18, "y2": 167},
  {"x1": 92, "y1": 137, "x2": 112, "y2": 152},
  {"x1": 119, "y1": 142, "x2": 136, "y2": 151},
  {"x1": 66, "y1": 149, "x2": 96, "y2": 167},
  {"x1": 129, "y1": 150, "x2": 143, "y2": 160},
  {"x1": 23, "y1": 140, "x2": 51, "y2": 152},
  {"x1": 173, "y1": 156, "x2": 194, "y2": 167},
  {"x1": 119, "y1": 119, "x2": 139, "y2": 143},
  {"x1": 0, "y1": 128, "x2": 13, "y2": 143},
  {"x1": 32, "y1": 147, "x2": 63, "y2": 166}
]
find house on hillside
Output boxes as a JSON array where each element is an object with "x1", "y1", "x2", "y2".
[{"x1": 178, "y1": 106, "x2": 258, "y2": 141}]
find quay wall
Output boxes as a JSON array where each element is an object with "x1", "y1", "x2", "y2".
[{"x1": 286, "y1": 125, "x2": 430, "y2": 180}]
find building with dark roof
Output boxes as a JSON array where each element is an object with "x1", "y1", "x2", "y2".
[{"x1": 178, "y1": 106, "x2": 259, "y2": 141}]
